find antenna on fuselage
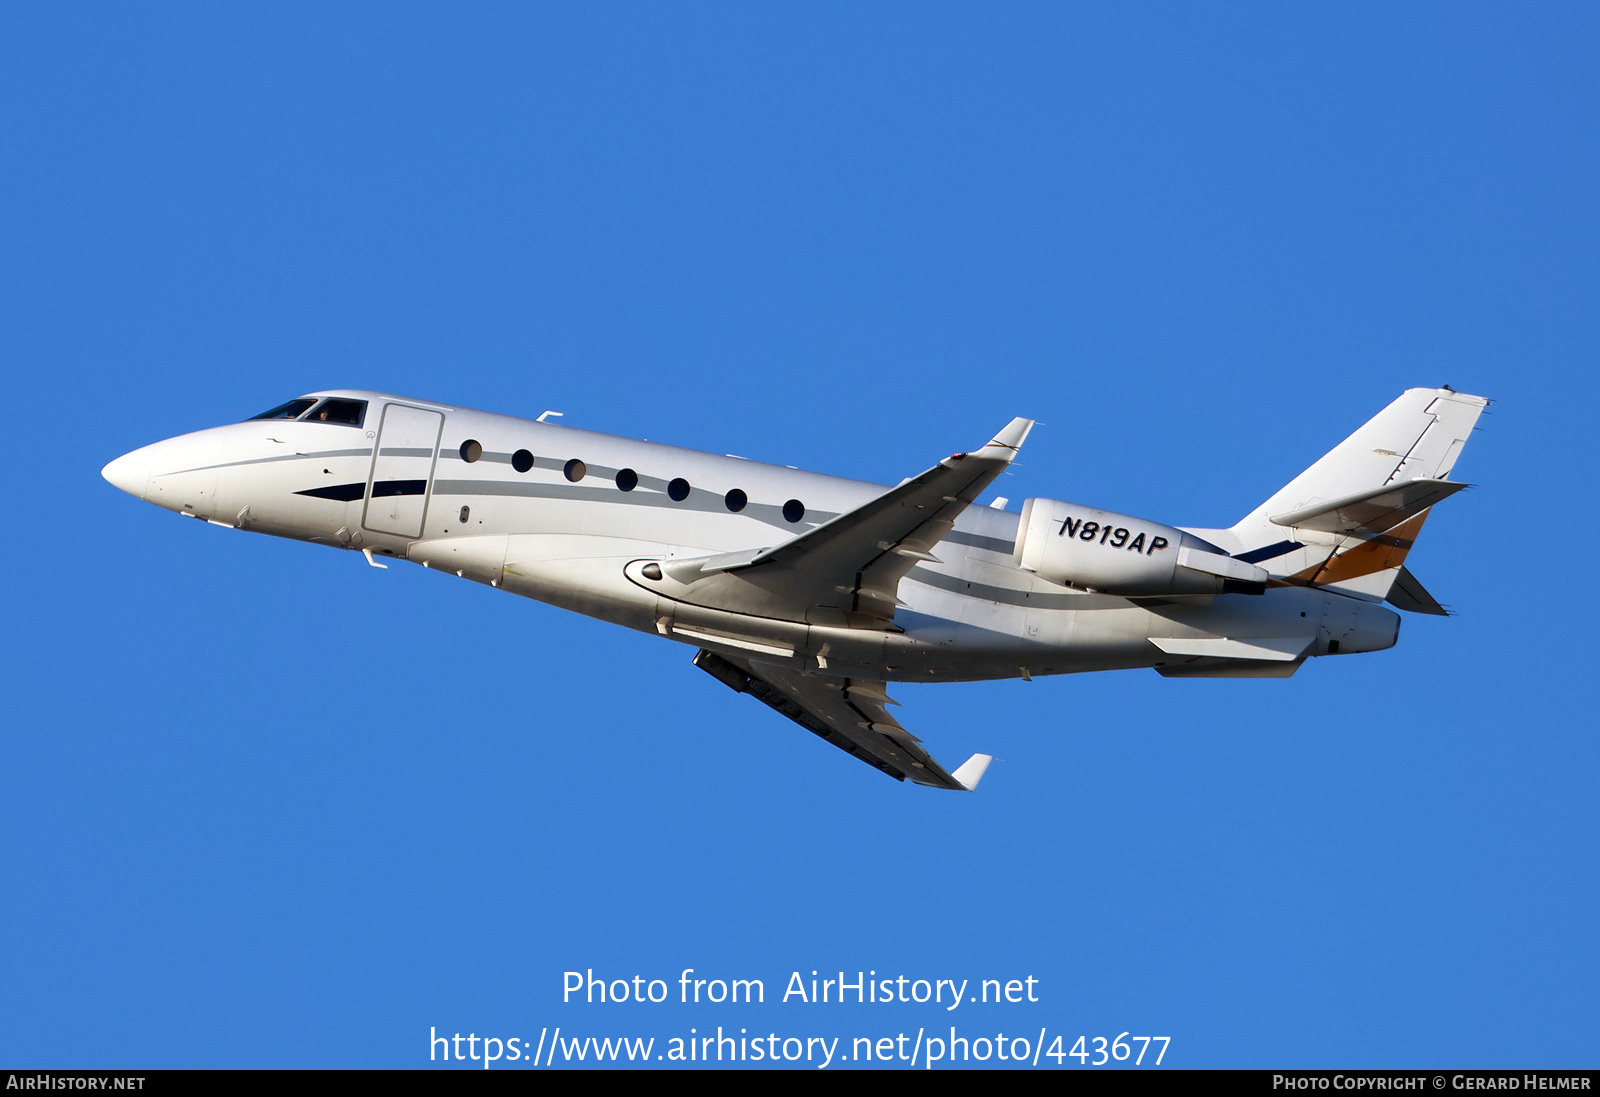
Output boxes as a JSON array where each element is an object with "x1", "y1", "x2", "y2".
[{"x1": 537, "y1": 410, "x2": 564, "y2": 423}]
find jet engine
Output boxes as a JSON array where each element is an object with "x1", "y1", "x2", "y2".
[{"x1": 1014, "y1": 498, "x2": 1268, "y2": 596}]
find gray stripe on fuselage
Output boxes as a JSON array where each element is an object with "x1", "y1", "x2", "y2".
[
  {"x1": 165, "y1": 446, "x2": 977, "y2": 541},
  {"x1": 903, "y1": 566, "x2": 1087, "y2": 610},
  {"x1": 431, "y1": 478, "x2": 838, "y2": 532},
  {"x1": 177, "y1": 448, "x2": 374, "y2": 474},
  {"x1": 446, "y1": 451, "x2": 772, "y2": 500},
  {"x1": 449, "y1": 452, "x2": 675, "y2": 493},
  {"x1": 171, "y1": 447, "x2": 810, "y2": 506},
  {"x1": 941, "y1": 530, "x2": 1016, "y2": 555}
]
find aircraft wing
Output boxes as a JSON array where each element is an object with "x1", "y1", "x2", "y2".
[
  {"x1": 693, "y1": 650, "x2": 993, "y2": 790},
  {"x1": 662, "y1": 417, "x2": 1033, "y2": 625}
]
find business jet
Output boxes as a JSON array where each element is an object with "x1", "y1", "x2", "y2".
[{"x1": 102, "y1": 386, "x2": 1486, "y2": 791}]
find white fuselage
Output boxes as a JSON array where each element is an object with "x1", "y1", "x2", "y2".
[{"x1": 102, "y1": 390, "x2": 1398, "y2": 685}]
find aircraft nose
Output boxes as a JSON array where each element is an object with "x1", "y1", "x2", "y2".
[{"x1": 102, "y1": 447, "x2": 152, "y2": 500}]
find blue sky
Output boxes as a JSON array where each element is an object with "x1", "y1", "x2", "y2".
[{"x1": 4, "y1": 3, "x2": 1596, "y2": 1070}]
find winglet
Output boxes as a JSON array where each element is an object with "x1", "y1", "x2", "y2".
[
  {"x1": 952, "y1": 753, "x2": 994, "y2": 791},
  {"x1": 972, "y1": 417, "x2": 1034, "y2": 461}
]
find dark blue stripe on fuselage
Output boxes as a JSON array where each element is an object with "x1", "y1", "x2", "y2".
[
  {"x1": 295, "y1": 480, "x2": 426, "y2": 502},
  {"x1": 1234, "y1": 539, "x2": 1304, "y2": 564},
  {"x1": 372, "y1": 479, "x2": 427, "y2": 498}
]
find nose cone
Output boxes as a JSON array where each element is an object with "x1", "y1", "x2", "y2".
[
  {"x1": 103, "y1": 429, "x2": 228, "y2": 517},
  {"x1": 102, "y1": 447, "x2": 153, "y2": 500}
]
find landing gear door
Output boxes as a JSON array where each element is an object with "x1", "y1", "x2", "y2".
[{"x1": 363, "y1": 403, "x2": 444, "y2": 538}]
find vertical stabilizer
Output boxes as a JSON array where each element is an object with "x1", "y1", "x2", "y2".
[
  {"x1": 1190, "y1": 388, "x2": 1487, "y2": 608},
  {"x1": 1237, "y1": 387, "x2": 1487, "y2": 536}
]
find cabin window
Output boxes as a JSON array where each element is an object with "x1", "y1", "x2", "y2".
[
  {"x1": 247, "y1": 398, "x2": 317, "y2": 421},
  {"x1": 783, "y1": 499, "x2": 805, "y2": 523},
  {"x1": 615, "y1": 468, "x2": 638, "y2": 492},
  {"x1": 459, "y1": 439, "x2": 483, "y2": 463},
  {"x1": 564, "y1": 459, "x2": 587, "y2": 482},
  {"x1": 667, "y1": 478, "x2": 691, "y2": 502},
  {"x1": 512, "y1": 449, "x2": 534, "y2": 473},
  {"x1": 304, "y1": 398, "x2": 367, "y2": 426},
  {"x1": 724, "y1": 488, "x2": 747, "y2": 513}
]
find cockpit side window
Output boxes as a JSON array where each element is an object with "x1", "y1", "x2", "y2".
[
  {"x1": 247, "y1": 398, "x2": 317, "y2": 421},
  {"x1": 305, "y1": 398, "x2": 367, "y2": 426}
]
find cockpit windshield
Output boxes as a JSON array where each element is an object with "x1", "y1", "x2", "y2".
[
  {"x1": 246, "y1": 397, "x2": 367, "y2": 427},
  {"x1": 305, "y1": 398, "x2": 367, "y2": 425},
  {"x1": 248, "y1": 398, "x2": 317, "y2": 421}
]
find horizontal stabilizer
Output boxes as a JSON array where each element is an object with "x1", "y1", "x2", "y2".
[
  {"x1": 1386, "y1": 565, "x2": 1449, "y2": 616},
  {"x1": 1270, "y1": 478, "x2": 1468, "y2": 538}
]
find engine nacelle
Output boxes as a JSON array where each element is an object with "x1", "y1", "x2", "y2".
[{"x1": 1014, "y1": 498, "x2": 1268, "y2": 596}]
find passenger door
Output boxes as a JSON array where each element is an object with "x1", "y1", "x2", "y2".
[{"x1": 363, "y1": 402, "x2": 444, "y2": 538}]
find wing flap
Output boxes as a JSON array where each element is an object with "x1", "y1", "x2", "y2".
[{"x1": 1149, "y1": 635, "x2": 1314, "y2": 661}]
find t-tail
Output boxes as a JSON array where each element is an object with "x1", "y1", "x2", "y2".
[{"x1": 1192, "y1": 387, "x2": 1489, "y2": 615}]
